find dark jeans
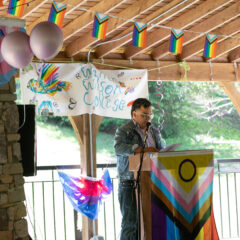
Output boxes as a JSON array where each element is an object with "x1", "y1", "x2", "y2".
[{"x1": 118, "y1": 180, "x2": 137, "y2": 240}]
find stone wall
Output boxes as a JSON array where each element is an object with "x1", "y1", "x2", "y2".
[{"x1": 0, "y1": 77, "x2": 30, "y2": 240}]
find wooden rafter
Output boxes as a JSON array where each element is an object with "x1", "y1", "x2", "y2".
[
  {"x1": 26, "y1": 0, "x2": 88, "y2": 34},
  {"x1": 22, "y1": 0, "x2": 49, "y2": 19},
  {"x1": 218, "y1": 82, "x2": 240, "y2": 115},
  {"x1": 63, "y1": 0, "x2": 128, "y2": 41},
  {"x1": 180, "y1": 17, "x2": 240, "y2": 60},
  {"x1": 94, "y1": 0, "x2": 198, "y2": 58},
  {"x1": 65, "y1": 0, "x2": 164, "y2": 57},
  {"x1": 152, "y1": 2, "x2": 240, "y2": 60},
  {"x1": 228, "y1": 47, "x2": 240, "y2": 62},
  {"x1": 214, "y1": 32, "x2": 240, "y2": 60},
  {"x1": 124, "y1": 0, "x2": 234, "y2": 59}
]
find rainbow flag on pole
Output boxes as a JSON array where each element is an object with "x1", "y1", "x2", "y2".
[
  {"x1": 169, "y1": 28, "x2": 184, "y2": 55},
  {"x1": 92, "y1": 12, "x2": 109, "y2": 40},
  {"x1": 8, "y1": 0, "x2": 26, "y2": 17},
  {"x1": 203, "y1": 34, "x2": 217, "y2": 58},
  {"x1": 48, "y1": 0, "x2": 67, "y2": 28},
  {"x1": 132, "y1": 22, "x2": 147, "y2": 48}
]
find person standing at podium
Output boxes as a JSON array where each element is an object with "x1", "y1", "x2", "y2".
[{"x1": 114, "y1": 98, "x2": 163, "y2": 240}]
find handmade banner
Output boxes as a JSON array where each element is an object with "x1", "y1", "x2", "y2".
[
  {"x1": 58, "y1": 169, "x2": 113, "y2": 219},
  {"x1": 20, "y1": 63, "x2": 148, "y2": 118},
  {"x1": 150, "y1": 150, "x2": 219, "y2": 239},
  {"x1": 0, "y1": 19, "x2": 25, "y2": 86}
]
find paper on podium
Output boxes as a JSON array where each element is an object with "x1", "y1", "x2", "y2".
[{"x1": 160, "y1": 142, "x2": 182, "y2": 152}]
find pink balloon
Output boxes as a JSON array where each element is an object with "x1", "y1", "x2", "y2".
[
  {"x1": 30, "y1": 21, "x2": 63, "y2": 61},
  {"x1": 1, "y1": 31, "x2": 33, "y2": 69}
]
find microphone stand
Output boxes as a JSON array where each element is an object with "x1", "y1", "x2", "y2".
[{"x1": 136, "y1": 123, "x2": 150, "y2": 240}]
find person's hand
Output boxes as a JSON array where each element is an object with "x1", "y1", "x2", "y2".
[
  {"x1": 144, "y1": 147, "x2": 159, "y2": 152},
  {"x1": 134, "y1": 146, "x2": 159, "y2": 153},
  {"x1": 134, "y1": 146, "x2": 143, "y2": 153}
]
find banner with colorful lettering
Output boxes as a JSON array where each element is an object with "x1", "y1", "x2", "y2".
[
  {"x1": 20, "y1": 63, "x2": 148, "y2": 118},
  {"x1": 150, "y1": 150, "x2": 219, "y2": 239}
]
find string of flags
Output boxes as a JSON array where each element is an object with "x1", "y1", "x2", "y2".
[{"x1": 5, "y1": 0, "x2": 226, "y2": 59}]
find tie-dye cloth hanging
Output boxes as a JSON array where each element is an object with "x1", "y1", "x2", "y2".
[
  {"x1": 58, "y1": 169, "x2": 113, "y2": 220},
  {"x1": 150, "y1": 150, "x2": 219, "y2": 240}
]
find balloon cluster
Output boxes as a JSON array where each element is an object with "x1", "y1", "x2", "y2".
[{"x1": 0, "y1": 21, "x2": 63, "y2": 69}]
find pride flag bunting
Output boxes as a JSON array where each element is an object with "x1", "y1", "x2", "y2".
[
  {"x1": 169, "y1": 28, "x2": 184, "y2": 55},
  {"x1": 132, "y1": 22, "x2": 147, "y2": 48},
  {"x1": 203, "y1": 34, "x2": 217, "y2": 58},
  {"x1": 92, "y1": 12, "x2": 109, "y2": 39},
  {"x1": 150, "y1": 150, "x2": 219, "y2": 239},
  {"x1": 8, "y1": 0, "x2": 26, "y2": 17},
  {"x1": 48, "y1": 0, "x2": 67, "y2": 28},
  {"x1": 58, "y1": 169, "x2": 112, "y2": 219}
]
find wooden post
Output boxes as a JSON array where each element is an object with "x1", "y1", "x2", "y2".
[
  {"x1": 69, "y1": 114, "x2": 103, "y2": 240},
  {"x1": 217, "y1": 81, "x2": 240, "y2": 116}
]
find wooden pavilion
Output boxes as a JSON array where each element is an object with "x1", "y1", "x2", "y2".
[{"x1": 1, "y1": 0, "x2": 240, "y2": 239}]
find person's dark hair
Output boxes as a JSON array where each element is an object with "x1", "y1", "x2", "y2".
[{"x1": 131, "y1": 98, "x2": 151, "y2": 116}]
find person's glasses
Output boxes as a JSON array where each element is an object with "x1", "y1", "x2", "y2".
[{"x1": 136, "y1": 111, "x2": 154, "y2": 119}]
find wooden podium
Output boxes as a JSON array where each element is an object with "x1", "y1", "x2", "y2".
[{"x1": 129, "y1": 152, "x2": 155, "y2": 240}]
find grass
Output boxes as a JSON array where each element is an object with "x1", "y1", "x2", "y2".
[{"x1": 36, "y1": 120, "x2": 240, "y2": 167}]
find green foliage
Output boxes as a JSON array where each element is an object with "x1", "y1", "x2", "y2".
[{"x1": 36, "y1": 115, "x2": 72, "y2": 128}]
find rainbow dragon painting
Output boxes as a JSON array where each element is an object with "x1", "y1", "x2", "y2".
[{"x1": 27, "y1": 64, "x2": 77, "y2": 110}]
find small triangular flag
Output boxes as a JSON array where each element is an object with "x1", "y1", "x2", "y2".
[
  {"x1": 92, "y1": 12, "x2": 109, "y2": 39},
  {"x1": 169, "y1": 28, "x2": 184, "y2": 55},
  {"x1": 132, "y1": 22, "x2": 147, "y2": 48},
  {"x1": 203, "y1": 34, "x2": 217, "y2": 58},
  {"x1": 48, "y1": 0, "x2": 67, "y2": 28},
  {"x1": 8, "y1": 0, "x2": 25, "y2": 18}
]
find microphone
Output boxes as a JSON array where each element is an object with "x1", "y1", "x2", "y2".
[{"x1": 143, "y1": 122, "x2": 151, "y2": 144}]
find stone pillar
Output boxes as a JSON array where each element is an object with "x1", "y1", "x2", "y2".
[{"x1": 0, "y1": 77, "x2": 30, "y2": 240}]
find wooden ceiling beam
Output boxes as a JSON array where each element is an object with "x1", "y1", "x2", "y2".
[
  {"x1": 26, "y1": 0, "x2": 87, "y2": 34},
  {"x1": 63, "y1": 0, "x2": 127, "y2": 41},
  {"x1": 228, "y1": 47, "x2": 240, "y2": 62},
  {"x1": 214, "y1": 32, "x2": 240, "y2": 60},
  {"x1": 180, "y1": 17, "x2": 240, "y2": 60},
  {"x1": 65, "y1": 0, "x2": 164, "y2": 57},
  {"x1": 91, "y1": 59, "x2": 240, "y2": 82},
  {"x1": 152, "y1": 2, "x2": 240, "y2": 60},
  {"x1": 22, "y1": 0, "x2": 49, "y2": 19},
  {"x1": 95, "y1": 0, "x2": 198, "y2": 58},
  {"x1": 124, "y1": 0, "x2": 233, "y2": 59}
]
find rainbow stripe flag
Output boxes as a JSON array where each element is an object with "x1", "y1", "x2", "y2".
[
  {"x1": 132, "y1": 22, "x2": 147, "y2": 48},
  {"x1": 151, "y1": 150, "x2": 219, "y2": 239},
  {"x1": 48, "y1": 0, "x2": 67, "y2": 28},
  {"x1": 92, "y1": 12, "x2": 109, "y2": 39},
  {"x1": 8, "y1": 0, "x2": 26, "y2": 17},
  {"x1": 203, "y1": 34, "x2": 217, "y2": 58},
  {"x1": 58, "y1": 169, "x2": 112, "y2": 219},
  {"x1": 0, "y1": 0, "x2": 3, "y2": 7},
  {"x1": 169, "y1": 28, "x2": 184, "y2": 55}
]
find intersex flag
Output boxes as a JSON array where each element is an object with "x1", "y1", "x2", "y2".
[
  {"x1": 150, "y1": 150, "x2": 219, "y2": 239},
  {"x1": 58, "y1": 169, "x2": 112, "y2": 219}
]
